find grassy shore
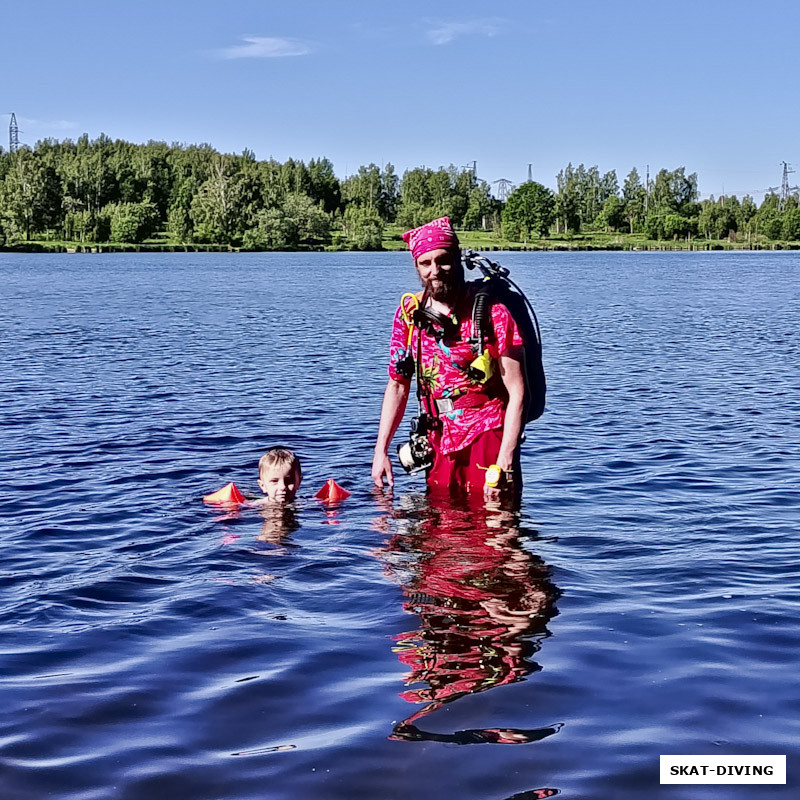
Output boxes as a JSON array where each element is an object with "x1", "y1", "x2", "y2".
[
  {"x1": 5, "y1": 227, "x2": 800, "y2": 254},
  {"x1": 381, "y1": 225, "x2": 799, "y2": 252}
]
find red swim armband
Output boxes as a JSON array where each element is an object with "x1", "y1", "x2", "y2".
[
  {"x1": 203, "y1": 482, "x2": 246, "y2": 505},
  {"x1": 314, "y1": 479, "x2": 351, "y2": 503}
]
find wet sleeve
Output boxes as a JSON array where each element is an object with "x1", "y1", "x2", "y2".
[
  {"x1": 488, "y1": 302, "x2": 524, "y2": 359},
  {"x1": 387, "y1": 305, "x2": 412, "y2": 382}
]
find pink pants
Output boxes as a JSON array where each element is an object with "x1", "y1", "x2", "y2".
[{"x1": 427, "y1": 427, "x2": 521, "y2": 493}]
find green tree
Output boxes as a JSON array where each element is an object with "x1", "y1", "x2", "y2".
[
  {"x1": 781, "y1": 207, "x2": 800, "y2": 240},
  {"x1": 663, "y1": 213, "x2": 695, "y2": 240},
  {"x1": 622, "y1": 168, "x2": 646, "y2": 233},
  {"x1": 761, "y1": 212, "x2": 783, "y2": 239},
  {"x1": 738, "y1": 195, "x2": 757, "y2": 240},
  {"x1": 555, "y1": 163, "x2": 580, "y2": 233},
  {"x1": 502, "y1": 181, "x2": 554, "y2": 239},
  {"x1": 463, "y1": 181, "x2": 496, "y2": 230},
  {"x1": 378, "y1": 163, "x2": 399, "y2": 222},
  {"x1": 0, "y1": 150, "x2": 62, "y2": 240},
  {"x1": 644, "y1": 213, "x2": 665, "y2": 240},
  {"x1": 396, "y1": 166, "x2": 438, "y2": 228},
  {"x1": 243, "y1": 193, "x2": 331, "y2": 250},
  {"x1": 242, "y1": 207, "x2": 290, "y2": 250},
  {"x1": 63, "y1": 208, "x2": 97, "y2": 243},
  {"x1": 307, "y1": 157, "x2": 341, "y2": 214},
  {"x1": 756, "y1": 193, "x2": 782, "y2": 239},
  {"x1": 700, "y1": 197, "x2": 738, "y2": 239},
  {"x1": 107, "y1": 201, "x2": 159, "y2": 243},
  {"x1": 191, "y1": 157, "x2": 244, "y2": 244},
  {"x1": 651, "y1": 167, "x2": 698, "y2": 213},
  {"x1": 342, "y1": 162, "x2": 399, "y2": 223},
  {"x1": 599, "y1": 170, "x2": 619, "y2": 204},
  {"x1": 596, "y1": 195, "x2": 626, "y2": 232},
  {"x1": 167, "y1": 176, "x2": 198, "y2": 242},
  {"x1": 580, "y1": 164, "x2": 601, "y2": 226},
  {"x1": 136, "y1": 142, "x2": 172, "y2": 218},
  {"x1": 255, "y1": 158, "x2": 288, "y2": 209},
  {"x1": 428, "y1": 167, "x2": 460, "y2": 220},
  {"x1": 342, "y1": 164, "x2": 382, "y2": 211},
  {"x1": 342, "y1": 204, "x2": 384, "y2": 249}
]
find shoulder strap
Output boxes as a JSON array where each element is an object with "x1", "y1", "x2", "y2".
[{"x1": 471, "y1": 279, "x2": 495, "y2": 348}]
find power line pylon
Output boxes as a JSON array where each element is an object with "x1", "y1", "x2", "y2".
[
  {"x1": 780, "y1": 161, "x2": 794, "y2": 211},
  {"x1": 492, "y1": 178, "x2": 514, "y2": 202},
  {"x1": 9, "y1": 112, "x2": 19, "y2": 153}
]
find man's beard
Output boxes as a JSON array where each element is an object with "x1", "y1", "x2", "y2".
[{"x1": 420, "y1": 264, "x2": 465, "y2": 303}]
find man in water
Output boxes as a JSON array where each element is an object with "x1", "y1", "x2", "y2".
[{"x1": 371, "y1": 217, "x2": 526, "y2": 500}]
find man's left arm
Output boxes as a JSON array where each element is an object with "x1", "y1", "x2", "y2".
[
  {"x1": 484, "y1": 302, "x2": 526, "y2": 497},
  {"x1": 489, "y1": 350, "x2": 525, "y2": 496}
]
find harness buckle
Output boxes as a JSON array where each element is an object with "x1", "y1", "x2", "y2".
[{"x1": 434, "y1": 397, "x2": 455, "y2": 414}]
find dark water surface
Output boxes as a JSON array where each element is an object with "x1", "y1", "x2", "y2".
[{"x1": 1, "y1": 251, "x2": 798, "y2": 800}]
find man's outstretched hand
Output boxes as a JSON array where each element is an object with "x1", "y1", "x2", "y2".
[{"x1": 372, "y1": 451, "x2": 394, "y2": 488}]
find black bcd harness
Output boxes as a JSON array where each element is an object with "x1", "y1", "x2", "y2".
[
  {"x1": 397, "y1": 250, "x2": 546, "y2": 427},
  {"x1": 467, "y1": 255, "x2": 546, "y2": 424}
]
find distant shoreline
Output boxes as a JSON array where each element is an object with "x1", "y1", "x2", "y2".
[
  {"x1": 3, "y1": 240, "x2": 799, "y2": 254},
  {"x1": 4, "y1": 224, "x2": 800, "y2": 254}
]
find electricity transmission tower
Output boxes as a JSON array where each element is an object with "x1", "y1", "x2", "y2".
[
  {"x1": 779, "y1": 161, "x2": 795, "y2": 211},
  {"x1": 462, "y1": 161, "x2": 477, "y2": 182},
  {"x1": 492, "y1": 178, "x2": 514, "y2": 202},
  {"x1": 9, "y1": 112, "x2": 19, "y2": 153}
]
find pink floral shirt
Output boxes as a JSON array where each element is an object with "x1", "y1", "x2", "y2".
[{"x1": 387, "y1": 289, "x2": 523, "y2": 455}]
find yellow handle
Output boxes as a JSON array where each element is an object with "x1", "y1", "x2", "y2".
[{"x1": 400, "y1": 293, "x2": 420, "y2": 348}]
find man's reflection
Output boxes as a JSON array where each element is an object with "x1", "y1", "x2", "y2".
[{"x1": 374, "y1": 492, "x2": 561, "y2": 745}]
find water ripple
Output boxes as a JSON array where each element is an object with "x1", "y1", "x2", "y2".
[{"x1": 0, "y1": 252, "x2": 798, "y2": 799}]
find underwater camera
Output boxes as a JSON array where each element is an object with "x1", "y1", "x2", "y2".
[{"x1": 397, "y1": 414, "x2": 437, "y2": 474}]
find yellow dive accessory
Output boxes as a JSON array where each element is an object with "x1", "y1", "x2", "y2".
[
  {"x1": 484, "y1": 464, "x2": 503, "y2": 488},
  {"x1": 467, "y1": 348, "x2": 494, "y2": 383}
]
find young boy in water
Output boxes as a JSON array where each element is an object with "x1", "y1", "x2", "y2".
[{"x1": 254, "y1": 447, "x2": 302, "y2": 505}]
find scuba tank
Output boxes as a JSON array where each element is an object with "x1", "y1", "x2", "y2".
[{"x1": 463, "y1": 249, "x2": 546, "y2": 424}]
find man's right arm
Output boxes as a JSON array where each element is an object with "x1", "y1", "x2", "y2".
[{"x1": 372, "y1": 378, "x2": 411, "y2": 488}]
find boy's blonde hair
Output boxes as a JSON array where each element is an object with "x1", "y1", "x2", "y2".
[{"x1": 259, "y1": 448, "x2": 302, "y2": 480}]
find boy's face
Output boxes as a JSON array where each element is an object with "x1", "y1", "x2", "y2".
[{"x1": 258, "y1": 463, "x2": 300, "y2": 503}]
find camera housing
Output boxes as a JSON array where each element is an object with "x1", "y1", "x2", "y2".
[{"x1": 396, "y1": 414, "x2": 438, "y2": 473}]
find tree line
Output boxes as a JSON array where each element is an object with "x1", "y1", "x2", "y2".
[
  {"x1": 502, "y1": 164, "x2": 800, "y2": 243},
  {"x1": 1, "y1": 135, "x2": 798, "y2": 248}
]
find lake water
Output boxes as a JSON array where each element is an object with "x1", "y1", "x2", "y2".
[{"x1": 1, "y1": 250, "x2": 798, "y2": 800}]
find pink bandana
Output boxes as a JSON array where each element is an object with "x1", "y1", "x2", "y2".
[{"x1": 402, "y1": 217, "x2": 459, "y2": 260}]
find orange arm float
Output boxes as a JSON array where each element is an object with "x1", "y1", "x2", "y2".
[
  {"x1": 314, "y1": 479, "x2": 352, "y2": 503},
  {"x1": 203, "y1": 482, "x2": 246, "y2": 505}
]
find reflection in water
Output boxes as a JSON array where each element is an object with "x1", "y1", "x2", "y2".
[
  {"x1": 500, "y1": 789, "x2": 560, "y2": 800},
  {"x1": 256, "y1": 505, "x2": 300, "y2": 546},
  {"x1": 373, "y1": 492, "x2": 561, "y2": 747}
]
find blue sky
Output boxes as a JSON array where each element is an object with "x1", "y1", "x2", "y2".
[{"x1": 4, "y1": 0, "x2": 798, "y2": 201}]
